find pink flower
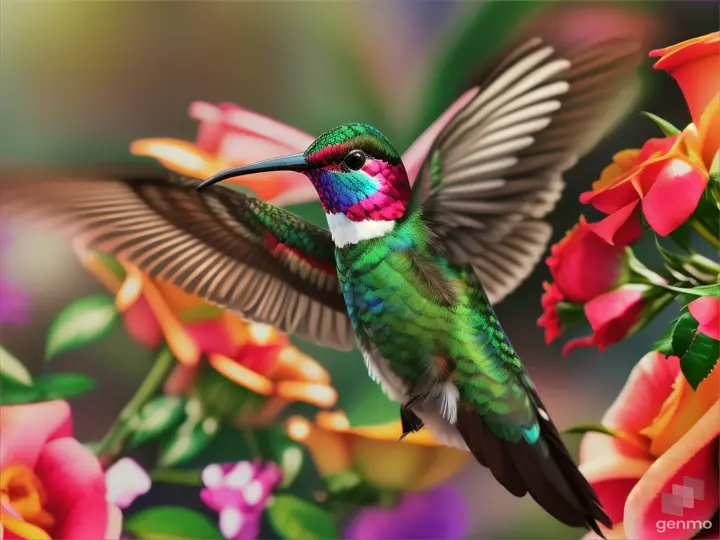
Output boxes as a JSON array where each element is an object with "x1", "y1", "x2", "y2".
[
  {"x1": 200, "y1": 461, "x2": 282, "y2": 540},
  {"x1": 688, "y1": 296, "x2": 720, "y2": 340},
  {"x1": 579, "y1": 351, "x2": 719, "y2": 539},
  {"x1": 130, "y1": 102, "x2": 316, "y2": 206},
  {"x1": 0, "y1": 401, "x2": 122, "y2": 539},
  {"x1": 561, "y1": 284, "x2": 669, "y2": 355},
  {"x1": 105, "y1": 458, "x2": 151, "y2": 510}
]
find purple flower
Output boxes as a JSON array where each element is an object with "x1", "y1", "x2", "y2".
[
  {"x1": 344, "y1": 484, "x2": 469, "y2": 540},
  {"x1": 201, "y1": 460, "x2": 282, "y2": 540},
  {"x1": 0, "y1": 221, "x2": 30, "y2": 326}
]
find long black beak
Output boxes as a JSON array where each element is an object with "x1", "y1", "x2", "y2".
[{"x1": 197, "y1": 153, "x2": 311, "y2": 191}]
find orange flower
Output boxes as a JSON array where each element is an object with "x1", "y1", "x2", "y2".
[
  {"x1": 579, "y1": 352, "x2": 719, "y2": 539},
  {"x1": 650, "y1": 31, "x2": 720, "y2": 126},
  {"x1": 130, "y1": 102, "x2": 317, "y2": 205},
  {"x1": 76, "y1": 243, "x2": 337, "y2": 425},
  {"x1": 581, "y1": 32, "x2": 720, "y2": 244},
  {"x1": 285, "y1": 411, "x2": 469, "y2": 493}
]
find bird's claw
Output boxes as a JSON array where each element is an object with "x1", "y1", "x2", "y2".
[{"x1": 399, "y1": 403, "x2": 424, "y2": 441}]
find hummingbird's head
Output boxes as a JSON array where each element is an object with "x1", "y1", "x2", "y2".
[{"x1": 198, "y1": 123, "x2": 411, "y2": 224}]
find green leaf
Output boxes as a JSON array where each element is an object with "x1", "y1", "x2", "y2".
[
  {"x1": 158, "y1": 414, "x2": 219, "y2": 467},
  {"x1": 129, "y1": 396, "x2": 187, "y2": 448},
  {"x1": 667, "y1": 221, "x2": 693, "y2": 252},
  {"x1": 45, "y1": 294, "x2": 118, "y2": 361},
  {"x1": 92, "y1": 250, "x2": 127, "y2": 281},
  {"x1": 672, "y1": 312, "x2": 700, "y2": 358},
  {"x1": 124, "y1": 506, "x2": 223, "y2": 540},
  {"x1": 641, "y1": 111, "x2": 681, "y2": 137},
  {"x1": 267, "y1": 495, "x2": 338, "y2": 540},
  {"x1": 563, "y1": 424, "x2": 624, "y2": 438},
  {"x1": 33, "y1": 373, "x2": 97, "y2": 401},
  {"x1": 680, "y1": 333, "x2": 720, "y2": 390},
  {"x1": 0, "y1": 378, "x2": 40, "y2": 405},
  {"x1": 0, "y1": 346, "x2": 33, "y2": 386},
  {"x1": 653, "y1": 312, "x2": 700, "y2": 357}
]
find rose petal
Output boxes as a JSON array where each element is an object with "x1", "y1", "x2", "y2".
[
  {"x1": 581, "y1": 352, "x2": 680, "y2": 463},
  {"x1": 624, "y1": 403, "x2": 720, "y2": 539},
  {"x1": 586, "y1": 201, "x2": 643, "y2": 246},
  {"x1": 34, "y1": 438, "x2": 108, "y2": 539},
  {"x1": 123, "y1": 297, "x2": 163, "y2": 349},
  {"x1": 642, "y1": 159, "x2": 708, "y2": 236},
  {"x1": 105, "y1": 504, "x2": 124, "y2": 540},
  {"x1": 105, "y1": 458, "x2": 151, "y2": 509},
  {"x1": 401, "y1": 89, "x2": 478, "y2": 183},
  {"x1": 688, "y1": 296, "x2": 720, "y2": 340},
  {"x1": 0, "y1": 401, "x2": 73, "y2": 469}
]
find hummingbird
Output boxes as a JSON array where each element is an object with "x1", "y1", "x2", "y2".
[{"x1": 1, "y1": 27, "x2": 649, "y2": 536}]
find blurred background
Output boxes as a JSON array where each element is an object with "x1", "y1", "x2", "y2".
[{"x1": 1, "y1": 1, "x2": 718, "y2": 538}]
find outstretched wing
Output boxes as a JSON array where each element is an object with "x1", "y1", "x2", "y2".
[
  {"x1": 411, "y1": 23, "x2": 650, "y2": 304},
  {"x1": 0, "y1": 172, "x2": 355, "y2": 350}
]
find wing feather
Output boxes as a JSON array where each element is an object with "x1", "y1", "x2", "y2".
[
  {"x1": 0, "y1": 173, "x2": 355, "y2": 350},
  {"x1": 412, "y1": 26, "x2": 648, "y2": 304}
]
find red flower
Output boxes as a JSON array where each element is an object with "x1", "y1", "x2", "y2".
[
  {"x1": 688, "y1": 296, "x2": 720, "y2": 340},
  {"x1": 538, "y1": 218, "x2": 629, "y2": 343},
  {"x1": 650, "y1": 31, "x2": 719, "y2": 127},
  {"x1": 580, "y1": 133, "x2": 711, "y2": 241},
  {"x1": 580, "y1": 32, "x2": 720, "y2": 243},
  {"x1": 549, "y1": 217, "x2": 629, "y2": 302},
  {"x1": 562, "y1": 285, "x2": 670, "y2": 355}
]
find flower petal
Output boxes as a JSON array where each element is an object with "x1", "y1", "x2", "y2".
[
  {"x1": 0, "y1": 401, "x2": 73, "y2": 469},
  {"x1": 623, "y1": 403, "x2": 720, "y2": 539},
  {"x1": 586, "y1": 202, "x2": 643, "y2": 246},
  {"x1": 105, "y1": 504, "x2": 124, "y2": 540},
  {"x1": 33, "y1": 438, "x2": 108, "y2": 539},
  {"x1": 651, "y1": 32, "x2": 720, "y2": 126},
  {"x1": 123, "y1": 297, "x2": 164, "y2": 349},
  {"x1": 105, "y1": 458, "x2": 151, "y2": 509},
  {"x1": 345, "y1": 485, "x2": 469, "y2": 540},
  {"x1": 285, "y1": 416, "x2": 351, "y2": 477},
  {"x1": 642, "y1": 158, "x2": 708, "y2": 236},
  {"x1": 580, "y1": 352, "x2": 680, "y2": 463},
  {"x1": 688, "y1": 296, "x2": 720, "y2": 340},
  {"x1": 129, "y1": 138, "x2": 229, "y2": 180}
]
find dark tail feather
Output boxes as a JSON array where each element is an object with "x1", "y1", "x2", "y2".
[{"x1": 456, "y1": 396, "x2": 611, "y2": 537}]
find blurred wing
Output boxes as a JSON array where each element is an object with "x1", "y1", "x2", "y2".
[
  {"x1": 412, "y1": 31, "x2": 646, "y2": 304},
  {"x1": 0, "y1": 173, "x2": 355, "y2": 350}
]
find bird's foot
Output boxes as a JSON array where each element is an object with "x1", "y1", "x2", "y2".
[{"x1": 399, "y1": 404, "x2": 424, "y2": 442}]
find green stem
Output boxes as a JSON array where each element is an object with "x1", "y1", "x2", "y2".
[
  {"x1": 96, "y1": 346, "x2": 175, "y2": 466},
  {"x1": 150, "y1": 468, "x2": 202, "y2": 486},
  {"x1": 691, "y1": 220, "x2": 720, "y2": 250}
]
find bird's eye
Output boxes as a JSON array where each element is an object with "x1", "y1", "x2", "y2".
[{"x1": 343, "y1": 150, "x2": 366, "y2": 171}]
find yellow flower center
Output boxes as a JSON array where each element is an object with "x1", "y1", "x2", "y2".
[{"x1": 0, "y1": 464, "x2": 55, "y2": 540}]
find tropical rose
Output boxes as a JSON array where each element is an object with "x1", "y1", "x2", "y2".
[
  {"x1": 582, "y1": 32, "x2": 720, "y2": 242},
  {"x1": 285, "y1": 411, "x2": 469, "y2": 493},
  {"x1": 579, "y1": 351, "x2": 719, "y2": 539},
  {"x1": 650, "y1": 31, "x2": 720, "y2": 127},
  {"x1": 130, "y1": 102, "x2": 316, "y2": 206},
  {"x1": 562, "y1": 284, "x2": 671, "y2": 355},
  {"x1": 76, "y1": 244, "x2": 337, "y2": 426},
  {"x1": 538, "y1": 217, "x2": 631, "y2": 343},
  {"x1": 688, "y1": 296, "x2": 720, "y2": 340},
  {"x1": 0, "y1": 401, "x2": 122, "y2": 539}
]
